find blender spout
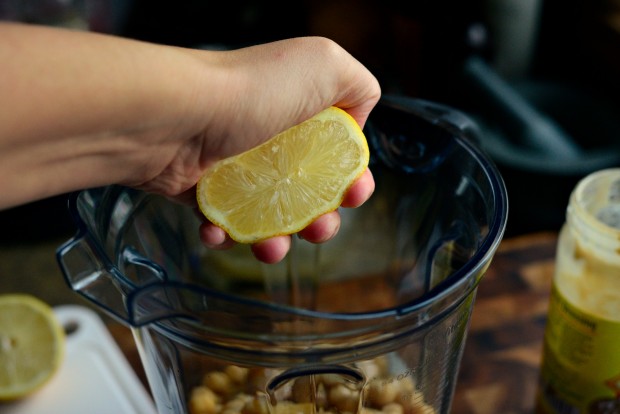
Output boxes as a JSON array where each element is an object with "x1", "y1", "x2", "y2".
[{"x1": 56, "y1": 234, "x2": 133, "y2": 324}]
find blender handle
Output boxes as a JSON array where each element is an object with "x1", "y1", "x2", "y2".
[
  {"x1": 267, "y1": 364, "x2": 365, "y2": 406},
  {"x1": 56, "y1": 234, "x2": 133, "y2": 324},
  {"x1": 379, "y1": 95, "x2": 483, "y2": 142},
  {"x1": 366, "y1": 94, "x2": 479, "y2": 174}
]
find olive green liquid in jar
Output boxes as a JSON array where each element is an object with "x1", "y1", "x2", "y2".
[{"x1": 537, "y1": 169, "x2": 620, "y2": 414}]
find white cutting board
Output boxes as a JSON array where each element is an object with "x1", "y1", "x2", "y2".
[{"x1": 1, "y1": 305, "x2": 158, "y2": 414}]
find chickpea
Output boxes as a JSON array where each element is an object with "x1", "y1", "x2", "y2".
[
  {"x1": 397, "y1": 376, "x2": 416, "y2": 395},
  {"x1": 228, "y1": 394, "x2": 251, "y2": 409},
  {"x1": 382, "y1": 403, "x2": 404, "y2": 414},
  {"x1": 317, "y1": 373, "x2": 343, "y2": 387},
  {"x1": 373, "y1": 356, "x2": 389, "y2": 376},
  {"x1": 328, "y1": 383, "x2": 359, "y2": 413},
  {"x1": 357, "y1": 360, "x2": 381, "y2": 380},
  {"x1": 188, "y1": 359, "x2": 437, "y2": 414},
  {"x1": 189, "y1": 386, "x2": 220, "y2": 414},
  {"x1": 225, "y1": 365, "x2": 249, "y2": 385},
  {"x1": 221, "y1": 394, "x2": 251, "y2": 414},
  {"x1": 365, "y1": 380, "x2": 399, "y2": 407},
  {"x1": 241, "y1": 395, "x2": 270, "y2": 414},
  {"x1": 204, "y1": 371, "x2": 234, "y2": 396}
]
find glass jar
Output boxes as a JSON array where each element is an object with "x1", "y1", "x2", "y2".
[{"x1": 537, "y1": 168, "x2": 620, "y2": 413}]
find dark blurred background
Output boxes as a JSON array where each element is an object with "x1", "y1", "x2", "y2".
[{"x1": 2, "y1": 0, "x2": 620, "y2": 243}]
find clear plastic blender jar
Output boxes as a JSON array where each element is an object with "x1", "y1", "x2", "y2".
[{"x1": 57, "y1": 96, "x2": 508, "y2": 414}]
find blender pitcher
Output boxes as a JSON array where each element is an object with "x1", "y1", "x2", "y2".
[{"x1": 56, "y1": 95, "x2": 508, "y2": 414}]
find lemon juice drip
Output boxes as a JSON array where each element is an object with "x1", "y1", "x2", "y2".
[{"x1": 260, "y1": 236, "x2": 321, "y2": 311}]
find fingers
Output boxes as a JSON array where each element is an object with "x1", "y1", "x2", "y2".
[
  {"x1": 298, "y1": 210, "x2": 341, "y2": 243},
  {"x1": 251, "y1": 209, "x2": 341, "y2": 264},
  {"x1": 200, "y1": 168, "x2": 375, "y2": 263},
  {"x1": 251, "y1": 236, "x2": 291, "y2": 264},
  {"x1": 341, "y1": 168, "x2": 374, "y2": 208},
  {"x1": 198, "y1": 210, "x2": 340, "y2": 264},
  {"x1": 199, "y1": 220, "x2": 236, "y2": 250},
  {"x1": 198, "y1": 211, "x2": 340, "y2": 264}
]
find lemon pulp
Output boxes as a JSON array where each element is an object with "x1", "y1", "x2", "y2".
[{"x1": 197, "y1": 107, "x2": 369, "y2": 243}]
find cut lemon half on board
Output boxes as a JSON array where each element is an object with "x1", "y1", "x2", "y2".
[
  {"x1": 197, "y1": 106, "x2": 370, "y2": 243},
  {"x1": 0, "y1": 294, "x2": 65, "y2": 401}
]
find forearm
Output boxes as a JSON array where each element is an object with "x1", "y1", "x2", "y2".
[
  {"x1": 0, "y1": 25, "x2": 381, "y2": 213},
  {"x1": 0, "y1": 23, "x2": 216, "y2": 209}
]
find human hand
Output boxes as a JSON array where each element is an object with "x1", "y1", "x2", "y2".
[
  {"x1": 0, "y1": 24, "x2": 380, "y2": 264},
  {"x1": 144, "y1": 37, "x2": 381, "y2": 263}
]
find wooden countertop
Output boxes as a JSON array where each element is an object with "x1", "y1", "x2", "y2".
[
  {"x1": 452, "y1": 232, "x2": 557, "y2": 414},
  {"x1": 106, "y1": 231, "x2": 558, "y2": 414}
]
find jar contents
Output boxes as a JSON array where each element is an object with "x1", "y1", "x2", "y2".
[
  {"x1": 189, "y1": 357, "x2": 436, "y2": 414},
  {"x1": 537, "y1": 169, "x2": 620, "y2": 413}
]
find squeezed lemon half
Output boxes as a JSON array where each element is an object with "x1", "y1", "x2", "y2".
[{"x1": 197, "y1": 107, "x2": 370, "y2": 243}]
